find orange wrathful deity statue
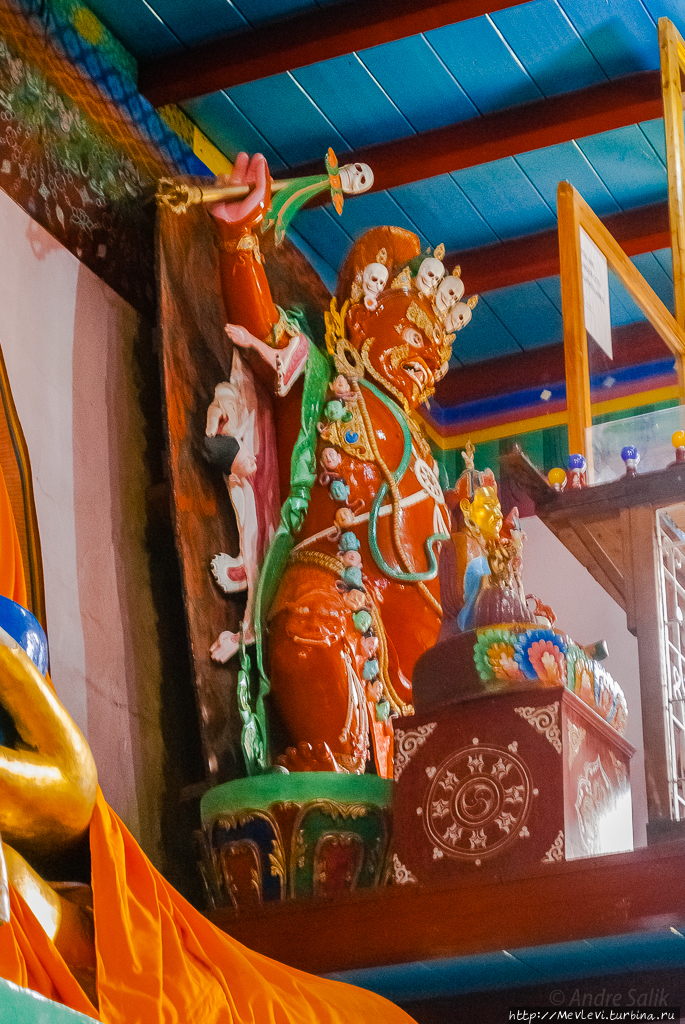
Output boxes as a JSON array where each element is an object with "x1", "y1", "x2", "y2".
[{"x1": 204, "y1": 153, "x2": 478, "y2": 780}]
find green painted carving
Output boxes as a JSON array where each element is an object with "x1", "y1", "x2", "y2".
[
  {"x1": 361, "y1": 378, "x2": 447, "y2": 583},
  {"x1": 239, "y1": 342, "x2": 331, "y2": 775}
]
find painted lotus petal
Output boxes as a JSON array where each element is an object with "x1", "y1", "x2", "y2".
[
  {"x1": 514, "y1": 628, "x2": 567, "y2": 681},
  {"x1": 473, "y1": 628, "x2": 520, "y2": 681},
  {"x1": 612, "y1": 694, "x2": 628, "y2": 734},
  {"x1": 576, "y1": 660, "x2": 595, "y2": 705},
  {"x1": 597, "y1": 676, "x2": 617, "y2": 722},
  {"x1": 528, "y1": 639, "x2": 566, "y2": 685},
  {"x1": 487, "y1": 643, "x2": 526, "y2": 682}
]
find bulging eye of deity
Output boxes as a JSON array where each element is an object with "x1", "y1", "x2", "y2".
[
  {"x1": 445, "y1": 301, "x2": 472, "y2": 333},
  {"x1": 401, "y1": 326, "x2": 424, "y2": 349},
  {"x1": 362, "y1": 262, "x2": 388, "y2": 310},
  {"x1": 339, "y1": 162, "x2": 374, "y2": 195},
  {"x1": 435, "y1": 275, "x2": 465, "y2": 313},
  {"x1": 416, "y1": 257, "x2": 445, "y2": 298}
]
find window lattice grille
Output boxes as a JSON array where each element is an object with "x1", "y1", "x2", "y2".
[{"x1": 656, "y1": 506, "x2": 685, "y2": 820}]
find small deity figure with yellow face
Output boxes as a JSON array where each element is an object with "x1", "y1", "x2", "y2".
[
  {"x1": 463, "y1": 484, "x2": 503, "y2": 545},
  {"x1": 458, "y1": 481, "x2": 532, "y2": 629}
]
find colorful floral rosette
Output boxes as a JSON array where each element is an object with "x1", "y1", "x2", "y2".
[
  {"x1": 514, "y1": 628, "x2": 567, "y2": 686},
  {"x1": 473, "y1": 628, "x2": 527, "y2": 683}
]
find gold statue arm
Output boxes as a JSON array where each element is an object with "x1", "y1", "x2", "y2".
[
  {"x1": 3, "y1": 843, "x2": 98, "y2": 1004},
  {"x1": 3, "y1": 844, "x2": 61, "y2": 938},
  {"x1": 0, "y1": 645, "x2": 97, "y2": 857}
]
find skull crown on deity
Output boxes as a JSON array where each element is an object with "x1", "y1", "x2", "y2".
[{"x1": 332, "y1": 230, "x2": 479, "y2": 413}]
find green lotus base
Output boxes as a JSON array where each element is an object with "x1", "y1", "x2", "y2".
[{"x1": 197, "y1": 773, "x2": 394, "y2": 910}]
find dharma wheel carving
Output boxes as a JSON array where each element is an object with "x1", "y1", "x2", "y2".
[{"x1": 424, "y1": 745, "x2": 533, "y2": 860}]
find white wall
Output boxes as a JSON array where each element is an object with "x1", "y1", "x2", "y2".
[
  {"x1": 522, "y1": 515, "x2": 648, "y2": 847},
  {"x1": 0, "y1": 188, "x2": 164, "y2": 862}
]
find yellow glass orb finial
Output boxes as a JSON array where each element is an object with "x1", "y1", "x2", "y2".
[
  {"x1": 548, "y1": 467, "x2": 566, "y2": 488},
  {"x1": 672, "y1": 430, "x2": 685, "y2": 448}
]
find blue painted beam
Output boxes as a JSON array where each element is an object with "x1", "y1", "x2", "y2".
[{"x1": 325, "y1": 926, "x2": 685, "y2": 1004}]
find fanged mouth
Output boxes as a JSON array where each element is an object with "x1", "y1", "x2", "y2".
[{"x1": 402, "y1": 360, "x2": 432, "y2": 391}]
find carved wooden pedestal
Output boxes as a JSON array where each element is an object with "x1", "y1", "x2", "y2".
[{"x1": 391, "y1": 685, "x2": 634, "y2": 886}]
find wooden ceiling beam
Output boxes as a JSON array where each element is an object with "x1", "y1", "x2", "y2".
[
  {"x1": 450, "y1": 200, "x2": 671, "y2": 296},
  {"x1": 287, "y1": 70, "x2": 663, "y2": 194},
  {"x1": 435, "y1": 320, "x2": 672, "y2": 407},
  {"x1": 140, "y1": 0, "x2": 527, "y2": 108}
]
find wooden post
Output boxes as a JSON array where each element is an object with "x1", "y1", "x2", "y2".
[
  {"x1": 558, "y1": 180, "x2": 685, "y2": 467},
  {"x1": 622, "y1": 506, "x2": 672, "y2": 823},
  {"x1": 659, "y1": 17, "x2": 685, "y2": 334},
  {"x1": 557, "y1": 181, "x2": 592, "y2": 468}
]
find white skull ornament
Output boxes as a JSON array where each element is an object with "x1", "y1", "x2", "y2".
[
  {"x1": 416, "y1": 257, "x2": 445, "y2": 298},
  {"x1": 435, "y1": 275, "x2": 465, "y2": 313},
  {"x1": 445, "y1": 301, "x2": 472, "y2": 333},
  {"x1": 339, "y1": 162, "x2": 374, "y2": 195},
  {"x1": 362, "y1": 262, "x2": 389, "y2": 310}
]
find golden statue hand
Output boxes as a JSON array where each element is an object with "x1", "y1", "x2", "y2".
[{"x1": 0, "y1": 644, "x2": 97, "y2": 858}]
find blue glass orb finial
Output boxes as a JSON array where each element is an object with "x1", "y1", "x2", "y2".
[
  {"x1": 568, "y1": 453, "x2": 586, "y2": 471},
  {"x1": 621, "y1": 445, "x2": 640, "y2": 464},
  {"x1": 0, "y1": 596, "x2": 48, "y2": 675}
]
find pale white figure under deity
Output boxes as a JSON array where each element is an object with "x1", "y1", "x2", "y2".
[{"x1": 205, "y1": 349, "x2": 281, "y2": 662}]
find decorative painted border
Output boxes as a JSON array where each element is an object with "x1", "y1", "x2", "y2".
[
  {"x1": 515, "y1": 702, "x2": 562, "y2": 754},
  {"x1": 0, "y1": 0, "x2": 215, "y2": 316},
  {"x1": 393, "y1": 723, "x2": 437, "y2": 781},
  {"x1": 422, "y1": 385, "x2": 680, "y2": 451}
]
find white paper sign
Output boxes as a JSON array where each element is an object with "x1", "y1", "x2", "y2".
[{"x1": 580, "y1": 226, "x2": 612, "y2": 359}]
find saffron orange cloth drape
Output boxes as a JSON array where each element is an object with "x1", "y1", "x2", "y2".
[
  {"x1": 0, "y1": 460, "x2": 26, "y2": 609},
  {"x1": 0, "y1": 462, "x2": 417, "y2": 1023},
  {"x1": 89, "y1": 793, "x2": 417, "y2": 1024}
]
